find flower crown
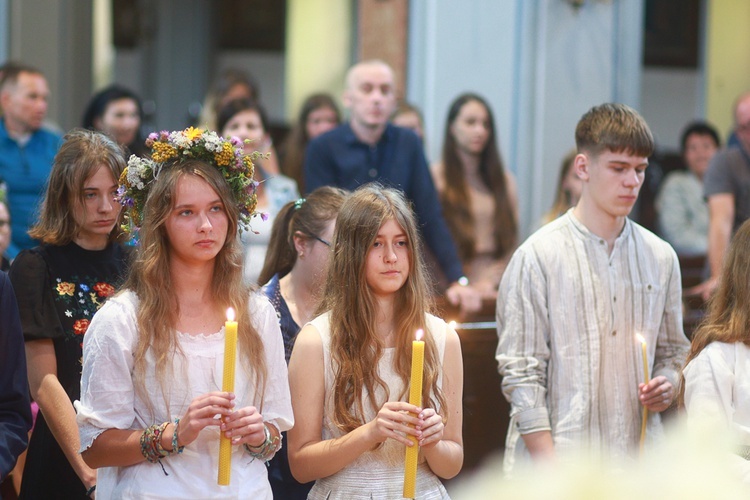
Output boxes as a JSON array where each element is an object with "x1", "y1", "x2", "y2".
[{"x1": 117, "y1": 127, "x2": 261, "y2": 234}]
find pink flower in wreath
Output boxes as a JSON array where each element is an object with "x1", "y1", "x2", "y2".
[
  {"x1": 73, "y1": 319, "x2": 90, "y2": 335},
  {"x1": 93, "y1": 282, "x2": 115, "y2": 297},
  {"x1": 56, "y1": 282, "x2": 75, "y2": 296}
]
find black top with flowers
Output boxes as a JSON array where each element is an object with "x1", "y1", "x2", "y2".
[
  {"x1": 10, "y1": 242, "x2": 129, "y2": 403},
  {"x1": 9, "y1": 242, "x2": 129, "y2": 498}
]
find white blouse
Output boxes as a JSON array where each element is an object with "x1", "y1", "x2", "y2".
[
  {"x1": 76, "y1": 290, "x2": 293, "y2": 499},
  {"x1": 684, "y1": 341, "x2": 750, "y2": 482}
]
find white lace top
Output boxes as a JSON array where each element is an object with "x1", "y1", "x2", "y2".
[{"x1": 76, "y1": 290, "x2": 293, "y2": 499}]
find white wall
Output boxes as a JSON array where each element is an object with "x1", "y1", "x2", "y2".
[
  {"x1": 217, "y1": 51, "x2": 286, "y2": 124},
  {"x1": 407, "y1": 0, "x2": 644, "y2": 238},
  {"x1": 640, "y1": 67, "x2": 703, "y2": 152}
]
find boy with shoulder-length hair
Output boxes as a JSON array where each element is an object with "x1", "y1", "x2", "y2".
[{"x1": 496, "y1": 103, "x2": 690, "y2": 472}]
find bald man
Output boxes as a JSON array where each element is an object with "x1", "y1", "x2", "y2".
[
  {"x1": 304, "y1": 60, "x2": 479, "y2": 312},
  {"x1": 694, "y1": 92, "x2": 750, "y2": 299}
]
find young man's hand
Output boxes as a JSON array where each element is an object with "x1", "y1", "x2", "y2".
[{"x1": 638, "y1": 376, "x2": 674, "y2": 412}]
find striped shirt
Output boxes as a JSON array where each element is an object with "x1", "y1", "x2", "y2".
[{"x1": 496, "y1": 210, "x2": 690, "y2": 472}]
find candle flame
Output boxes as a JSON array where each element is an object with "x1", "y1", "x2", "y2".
[
  {"x1": 226, "y1": 307, "x2": 235, "y2": 322},
  {"x1": 635, "y1": 333, "x2": 646, "y2": 345},
  {"x1": 415, "y1": 328, "x2": 424, "y2": 341}
]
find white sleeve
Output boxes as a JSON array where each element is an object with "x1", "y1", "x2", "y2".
[
  {"x1": 76, "y1": 293, "x2": 139, "y2": 452},
  {"x1": 250, "y1": 293, "x2": 293, "y2": 433},
  {"x1": 684, "y1": 342, "x2": 735, "y2": 427}
]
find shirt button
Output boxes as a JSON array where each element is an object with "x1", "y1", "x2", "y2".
[
  {"x1": 368, "y1": 168, "x2": 377, "y2": 178},
  {"x1": 612, "y1": 330, "x2": 617, "y2": 336},
  {"x1": 613, "y1": 296, "x2": 617, "y2": 302}
]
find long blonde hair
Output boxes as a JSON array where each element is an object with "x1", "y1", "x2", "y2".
[
  {"x1": 126, "y1": 159, "x2": 267, "y2": 413},
  {"x1": 679, "y1": 219, "x2": 750, "y2": 406},
  {"x1": 319, "y1": 184, "x2": 446, "y2": 433}
]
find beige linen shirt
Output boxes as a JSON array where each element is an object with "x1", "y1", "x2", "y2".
[{"x1": 496, "y1": 210, "x2": 689, "y2": 472}]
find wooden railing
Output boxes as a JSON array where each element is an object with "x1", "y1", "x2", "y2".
[{"x1": 435, "y1": 298, "x2": 508, "y2": 475}]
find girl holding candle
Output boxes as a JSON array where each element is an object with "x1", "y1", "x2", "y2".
[
  {"x1": 75, "y1": 128, "x2": 293, "y2": 498},
  {"x1": 682, "y1": 219, "x2": 750, "y2": 479},
  {"x1": 288, "y1": 184, "x2": 463, "y2": 499},
  {"x1": 9, "y1": 130, "x2": 129, "y2": 499},
  {"x1": 257, "y1": 185, "x2": 348, "y2": 499}
]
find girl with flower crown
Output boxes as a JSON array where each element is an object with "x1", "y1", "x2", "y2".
[
  {"x1": 76, "y1": 128, "x2": 293, "y2": 499},
  {"x1": 288, "y1": 184, "x2": 463, "y2": 499},
  {"x1": 9, "y1": 129, "x2": 130, "y2": 498}
]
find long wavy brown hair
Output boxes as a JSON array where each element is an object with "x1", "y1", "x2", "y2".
[
  {"x1": 318, "y1": 184, "x2": 446, "y2": 433},
  {"x1": 125, "y1": 159, "x2": 267, "y2": 414},
  {"x1": 678, "y1": 219, "x2": 750, "y2": 407},
  {"x1": 439, "y1": 93, "x2": 516, "y2": 260}
]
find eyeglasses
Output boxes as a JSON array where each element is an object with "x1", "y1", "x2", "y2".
[{"x1": 310, "y1": 235, "x2": 331, "y2": 247}]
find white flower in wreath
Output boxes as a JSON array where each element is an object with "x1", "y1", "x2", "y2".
[
  {"x1": 169, "y1": 130, "x2": 191, "y2": 148},
  {"x1": 203, "y1": 132, "x2": 223, "y2": 153}
]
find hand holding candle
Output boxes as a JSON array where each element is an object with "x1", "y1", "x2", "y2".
[
  {"x1": 635, "y1": 333, "x2": 649, "y2": 454},
  {"x1": 218, "y1": 308, "x2": 238, "y2": 486},
  {"x1": 403, "y1": 329, "x2": 425, "y2": 499}
]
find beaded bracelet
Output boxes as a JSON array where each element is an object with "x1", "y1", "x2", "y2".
[
  {"x1": 243, "y1": 423, "x2": 280, "y2": 461},
  {"x1": 172, "y1": 417, "x2": 184, "y2": 454},
  {"x1": 140, "y1": 422, "x2": 169, "y2": 463}
]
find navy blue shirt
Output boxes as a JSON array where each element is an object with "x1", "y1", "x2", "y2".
[
  {"x1": 0, "y1": 272, "x2": 32, "y2": 479},
  {"x1": 304, "y1": 123, "x2": 464, "y2": 283}
]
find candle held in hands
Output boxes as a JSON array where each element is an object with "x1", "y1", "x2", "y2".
[
  {"x1": 635, "y1": 333, "x2": 649, "y2": 454},
  {"x1": 218, "y1": 308, "x2": 238, "y2": 485},
  {"x1": 403, "y1": 329, "x2": 425, "y2": 499}
]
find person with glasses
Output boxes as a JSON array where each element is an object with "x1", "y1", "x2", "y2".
[{"x1": 257, "y1": 186, "x2": 348, "y2": 499}]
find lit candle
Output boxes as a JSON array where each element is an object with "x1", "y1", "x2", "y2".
[
  {"x1": 403, "y1": 329, "x2": 425, "y2": 499},
  {"x1": 635, "y1": 333, "x2": 649, "y2": 454},
  {"x1": 218, "y1": 308, "x2": 238, "y2": 485}
]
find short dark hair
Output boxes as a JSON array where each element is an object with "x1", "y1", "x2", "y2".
[
  {"x1": 0, "y1": 61, "x2": 44, "y2": 93},
  {"x1": 82, "y1": 84, "x2": 144, "y2": 130},
  {"x1": 575, "y1": 103, "x2": 654, "y2": 158},
  {"x1": 680, "y1": 121, "x2": 721, "y2": 153},
  {"x1": 216, "y1": 98, "x2": 269, "y2": 136}
]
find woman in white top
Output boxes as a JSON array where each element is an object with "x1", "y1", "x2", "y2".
[
  {"x1": 431, "y1": 93, "x2": 518, "y2": 299},
  {"x1": 682, "y1": 218, "x2": 750, "y2": 482},
  {"x1": 76, "y1": 128, "x2": 293, "y2": 499},
  {"x1": 218, "y1": 98, "x2": 299, "y2": 285},
  {"x1": 288, "y1": 184, "x2": 463, "y2": 499}
]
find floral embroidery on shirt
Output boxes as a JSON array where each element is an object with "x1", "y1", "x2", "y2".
[
  {"x1": 54, "y1": 276, "x2": 115, "y2": 348},
  {"x1": 73, "y1": 319, "x2": 90, "y2": 335},
  {"x1": 93, "y1": 282, "x2": 115, "y2": 297}
]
